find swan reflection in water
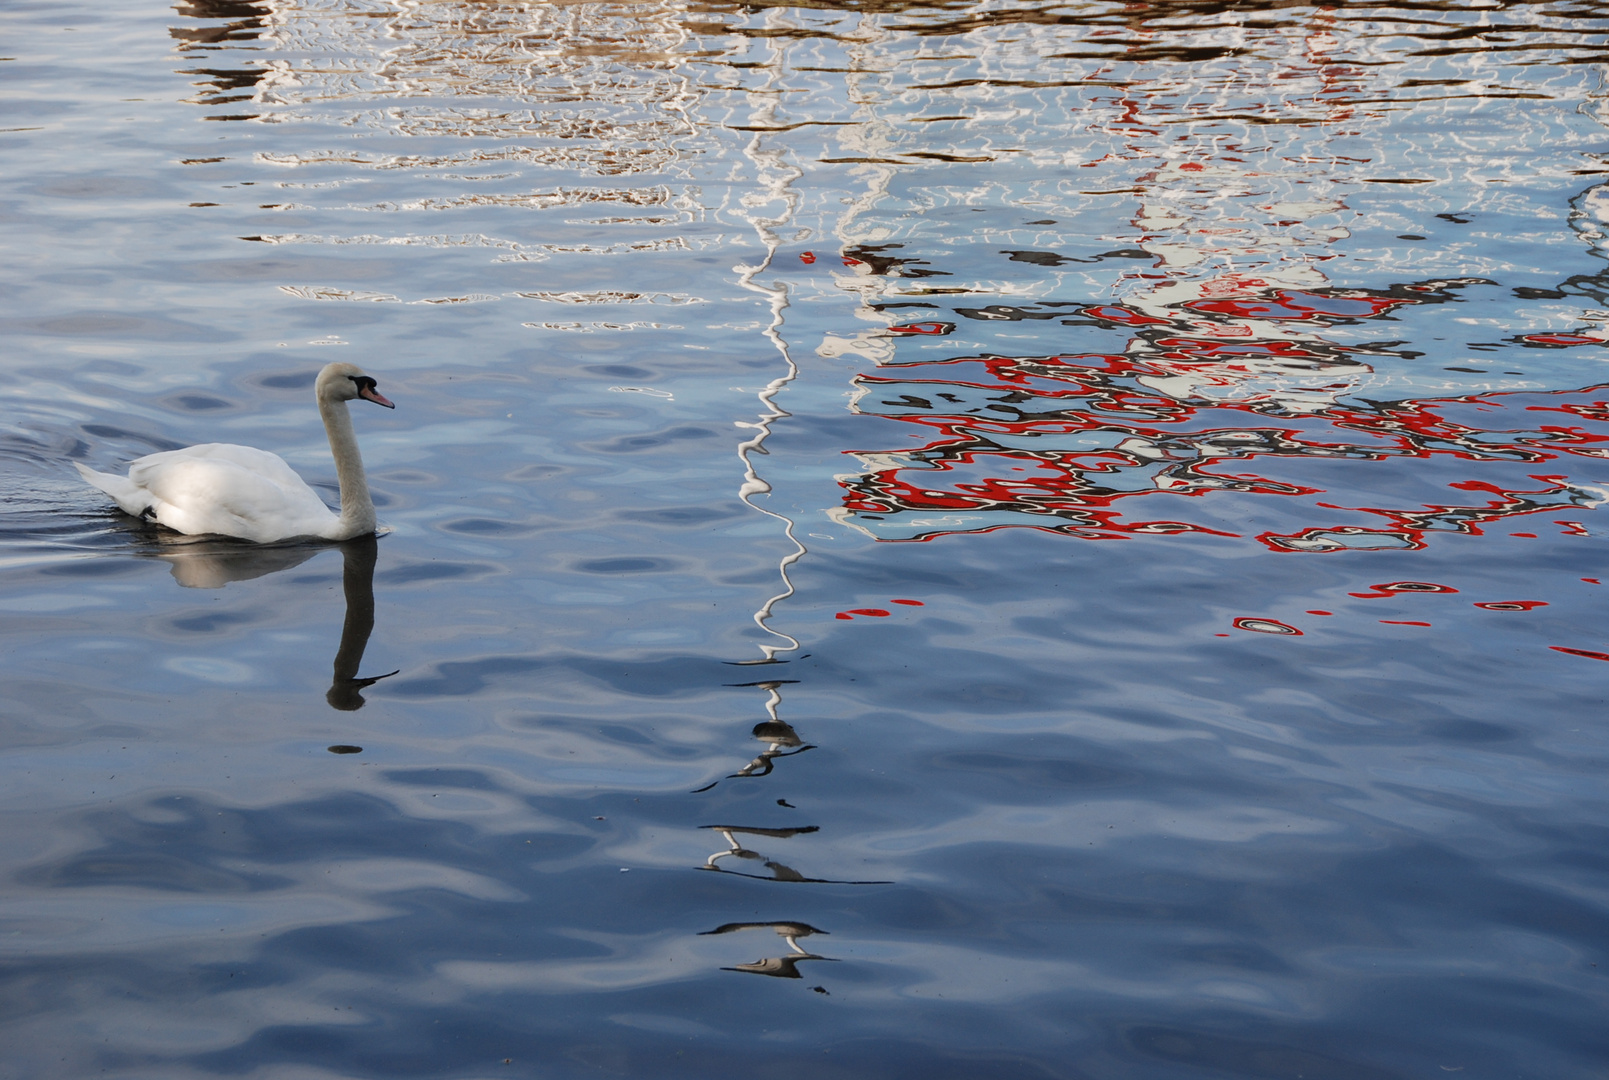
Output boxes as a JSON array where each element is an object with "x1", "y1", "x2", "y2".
[
  {"x1": 700, "y1": 824, "x2": 891, "y2": 885},
  {"x1": 133, "y1": 529, "x2": 396, "y2": 710},
  {"x1": 699, "y1": 921, "x2": 837, "y2": 980}
]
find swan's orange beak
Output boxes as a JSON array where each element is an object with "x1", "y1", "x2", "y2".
[{"x1": 359, "y1": 385, "x2": 395, "y2": 409}]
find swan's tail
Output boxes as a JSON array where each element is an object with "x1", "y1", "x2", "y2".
[{"x1": 75, "y1": 462, "x2": 154, "y2": 519}]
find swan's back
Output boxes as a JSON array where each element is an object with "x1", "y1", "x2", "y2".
[{"x1": 101, "y1": 443, "x2": 338, "y2": 544}]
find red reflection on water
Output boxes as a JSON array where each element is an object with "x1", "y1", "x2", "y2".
[
  {"x1": 1381, "y1": 620, "x2": 1432, "y2": 626},
  {"x1": 836, "y1": 601, "x2": 916, "y2": 619},
  {"x1": 1349, "y1": 581, "x2": 1459, "y2": 598},
  {"x1": 887, "y1": 322, "x2": 954, "y2": 336},
  {"x1": 1519, "y1": 333, "x2": 1603, "y2": 346},
  {"x1": 1475, "y1": 601, "x2": 1548, "y2": 610},
  {"x1": 1551, "y1": 646, "x2": 1609, "y2": 661},
  {"x1": 1181, "y1": 289, "x2": 1408, "y2": 322},
  {"x1": 1233, "y1": 617, "x2": 1302, "y2": 635},
  {"x1": 837, "y1": 275, "x2": 1609, "y2": 547},
  {"x1": 1080, "y1": 305, "x2": 1170, "y2": 326}
]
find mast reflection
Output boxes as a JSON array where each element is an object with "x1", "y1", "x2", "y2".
[
  {"x1": 699, "y1": 921, "x2": 837, "y2": 980},
  {"x1": 734, "y1": 716, "x2": 813, "y2": 779},
  {"x1": 694, "y1": 680, "x2": 816, "y2": 791},
  {"x1": 700, "y1": 824, "x2": 890, "y2": 885}
]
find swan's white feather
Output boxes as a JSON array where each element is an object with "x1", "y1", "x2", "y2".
[
  {"x1": 85, "y1": 445, "x2": 339, "y2": 544},
  {"x1": 75, "y1": 461, "x2": 153, "y2": 518}
]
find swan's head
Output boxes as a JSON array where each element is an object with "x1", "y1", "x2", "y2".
[{"x1": 316, "y1": 361, "x2": 395, "y2": 409}]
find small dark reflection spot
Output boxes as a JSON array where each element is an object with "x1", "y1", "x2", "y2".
[
  {"x1": 576, "y1": 557, "x2": 670, "y2": 574},
  {"x1": 170, "y1": 394, "x2": 232, "y2": 411},
  {"x1": 1398, "y1": 234, "x2": 1426, "y2": 240},
  {"x1": 619, "y1": 506, "x2": 739, "y2": 526},
  {"x1": 507, "y1": 463, "x2": 562, "y2": 481},
  {"x1": 594, "y1": 364, "x2": 652, "y2": 378},
  {"x1": 376, "y1": 561, "x2": 486, "y2": 584},
  {"x1": 259, "y1": 371, "x2": 317, "y2": 389},
  {"x1": 777, "y1": 799, "x2": 795, "y2": 808},
  {"x1": 441, "y1": 518, "x2": 518, "y2": 534},
  {"x1": 384, "y1": 767, "x2": 494, "y2": 790},
  {"x1": 1025, "y1": 219, "x2": 1056, "y2": 225},
  {"x1": 593, "y1": 426, "x2": 717, "y2": 453},
  {"x1": 41, "y1": 560, "x2": 138, "y2": 579},
  {"x1": 1003, "y1": 249, "x2": 1072, "y2": 267},
  {"x1": 327, "y1": 745, "x2": 362, "y2": 754},
  {"x1": 1427, "y1": 720, "x2": 1513, "y2": 742},
  {"x1": 171, "y1": 611, "x2": 254, "y2": 632},
  {"x1": 812, "y1": 986, "x2": 829, "y2": 995},
  {"x1": 82, "y1": 425, "x2": 184, "y2": 451}
]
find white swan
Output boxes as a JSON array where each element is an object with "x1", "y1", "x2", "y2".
[{"x1": 75, "y1": 361, "x2": 395, "y2": 544}]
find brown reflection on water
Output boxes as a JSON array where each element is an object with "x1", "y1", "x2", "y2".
[
  {"x1": 171, "y1": 0, "x2": 268, "y2": 50},
  {"x1": 173, "y1": 0, "x2": 704, "y2": 171}
]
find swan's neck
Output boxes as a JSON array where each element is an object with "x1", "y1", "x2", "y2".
[{"x1": 319, "y1": 396, "x2": 375, "y2": 538}]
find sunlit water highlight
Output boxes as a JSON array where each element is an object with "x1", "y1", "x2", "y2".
[{"x1": 3, "y1": 1, "x2": 1609, "y2": 1077}]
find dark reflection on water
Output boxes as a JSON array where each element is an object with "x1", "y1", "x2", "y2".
[
  {"x1": 4, "y1": 0, "x2": 1609, "y2": 1076},
  {"x1": 327, "y1": 536, "x2": 397, "y2": 711},
  {"x1": 701, "y1": 921, "x2": 837, "y2": 980}
]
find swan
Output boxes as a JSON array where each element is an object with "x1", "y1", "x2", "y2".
[{"x1": 75, "y1": 361, "x2": 395, "y2": 544}]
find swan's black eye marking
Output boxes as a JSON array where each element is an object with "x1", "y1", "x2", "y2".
[{"x1": 349, "y1": 374, "x2": 396, "y2": 409}]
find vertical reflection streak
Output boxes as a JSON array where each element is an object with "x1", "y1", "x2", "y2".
[{"x1": 731, "y1": 9, "x2": 806, "y2": 663}]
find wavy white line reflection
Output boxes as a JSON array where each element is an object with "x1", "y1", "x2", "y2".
[{"x1": 730, "y1": 11, "x2": 808, "y2": 665}]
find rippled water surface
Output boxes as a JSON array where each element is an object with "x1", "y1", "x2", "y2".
[{"x1": 5, "y1": 1, "x2": 1609, "y2": 1076}]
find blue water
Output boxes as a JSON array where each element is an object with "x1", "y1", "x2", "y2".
[{"x1": 3, "y1": 1, "x2": 1609, "y2": 1076}]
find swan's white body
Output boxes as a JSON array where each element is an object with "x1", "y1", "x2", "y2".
[{"x1": 75, "y1": 362, "x2": 394, "y2": 544}]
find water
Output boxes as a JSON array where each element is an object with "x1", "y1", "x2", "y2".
[{"x1": 3, "y1": 0, "x2": 1609, "y2": 1076}]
